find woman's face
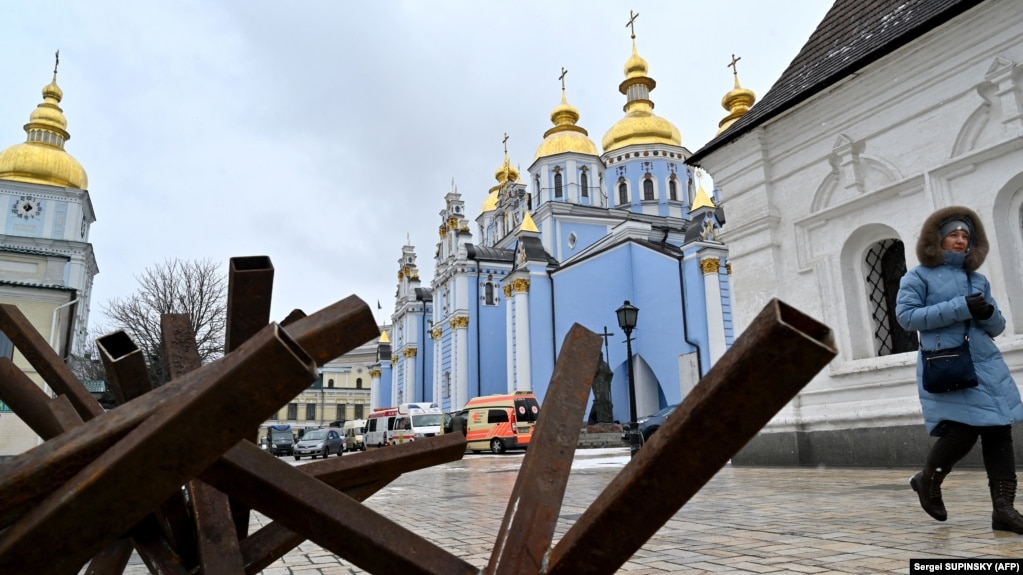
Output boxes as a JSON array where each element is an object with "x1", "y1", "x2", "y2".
[{"x1": 942, "y1": 229, "x2": 970, "y2": 253}]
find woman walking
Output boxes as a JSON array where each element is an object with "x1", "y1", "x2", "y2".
[{"x1": 896, "y1": 205, "x2": 1023, "y2": 533}]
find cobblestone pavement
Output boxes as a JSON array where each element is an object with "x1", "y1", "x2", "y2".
[{"x1": 103, "y1": 448, "x2": 1023, "y2": 574}]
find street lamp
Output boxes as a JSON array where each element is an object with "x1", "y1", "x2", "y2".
[{"x1": 616, "y1": 300, "x2": 641, "y2": 457}]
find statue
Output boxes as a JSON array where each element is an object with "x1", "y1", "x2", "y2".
[{"x1": 588, "y1": 358, "x2": 615, "y2": 424}]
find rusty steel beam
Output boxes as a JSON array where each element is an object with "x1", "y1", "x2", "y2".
[
  {"x1": 97, "y1": 331, "x2": 153, "y2": 407},
  {"x1": 0, "y1": 303, "x2": 103, "y2": 420},
  {"x1": 0, "y1": 323, "x2": 320, "y2": 575},
  {"x1": 0, "y1": 357, "x2": 82, "y2": 439},
  {"x1": 98, "y1": 328, "x2": 199, "y2": 569},
  {"x1": 226, "y1": 433, "x2": 467, "y2": 573},
  {"x1": 545, "y1": 299, "x2": 837, "y2": 575},
  {"x1": 82, "y1": 538, "x2": 133, "y2": 575},
  {"x1": 199, "y1": 438, "x2": 476, "y2": 575},
  {"x1": 223, "y1": 256, "x2": 275, "y2": 541},
  {"x1": 485, "y1": 324, "x2": 602, "y2": 575},
  {"x1": 282, "y1": 296, "x2": 378, "y2": 366},
  {"x1": 161, "y1": 313, "x2": 245, "y2": 575},
  {"x1": 129, "y1": 515, "x2": 191, "y2": 575},
  {"x1": 0, "y1": 295, "x2": 377, "y2": 531},
  {"x1": 279, "y1": 309, "x2": 306, "y2": 326},
  {"x1": 224, "y1": 256, "x2": 274, "y2": 353}
]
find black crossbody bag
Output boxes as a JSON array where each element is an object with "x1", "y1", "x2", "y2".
[{"x1": 920, "y1": 275, "x2": 979, "y2": 393}]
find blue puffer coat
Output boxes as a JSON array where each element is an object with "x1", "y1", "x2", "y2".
[{"x1": 895, "y1": 206, "x2": 1023, "y2": 435}]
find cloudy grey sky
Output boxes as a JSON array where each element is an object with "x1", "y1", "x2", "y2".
[{"x1": 0, "y1": 1, "x2": 832, "y2": 329}]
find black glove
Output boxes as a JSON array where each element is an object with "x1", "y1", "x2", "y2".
[{"x1": 966, "y1": 292, "x2": 994, "y2": 320}]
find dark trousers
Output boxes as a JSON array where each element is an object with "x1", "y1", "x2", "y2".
[{"x1": 928, "y1": 420, "x2": 1016, "y2": 481}]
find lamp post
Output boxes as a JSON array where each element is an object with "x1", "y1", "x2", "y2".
[{"x1": 616, "y1": 300, "x2": 641, "y2": 457}]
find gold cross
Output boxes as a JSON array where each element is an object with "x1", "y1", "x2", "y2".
[
  {"x1": 626, "y1": 10, "x2": 639, "y2": 39},
  {"x1": 54, "y1": 50, "x2": 60, "y2": 75},
  {"x1": 559, "y1": 67, "x2": 568, "y2": 91},
  {"x1": 502, "y1": 133, "x2": 509, "y2": 155},
  {"x1": 728, "y1": 54, "x2": 741, "y2": 76}
]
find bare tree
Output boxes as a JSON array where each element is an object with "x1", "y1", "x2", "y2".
[{"x1": 101, "y1": 258, "x2": 227, "y2": 386}]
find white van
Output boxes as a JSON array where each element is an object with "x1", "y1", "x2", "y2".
[
  {"x1": 390, "y1": 402, "x2": 443, "y2": 445},
  {"x1": 343, "y1": 419, "x2": 366, "y2": 452}
]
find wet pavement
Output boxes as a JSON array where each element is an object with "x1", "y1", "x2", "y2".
[{"x1": 102, "y1": 447, "x2": 1023, "y2": 574}]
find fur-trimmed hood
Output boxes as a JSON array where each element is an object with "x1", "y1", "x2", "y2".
[{"x1": 916, "y1": 205, "x2": 988, "y2": 272}]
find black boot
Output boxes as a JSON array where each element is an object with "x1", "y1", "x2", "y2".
[
  {"x1": 910, "y1": 465, "x2": 948, "y2": 521},
  {"x1": 990, "y1": 479, "x2": 1023, "y2": 534}
]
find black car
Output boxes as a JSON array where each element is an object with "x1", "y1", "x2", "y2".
[{"x1": 636, "y1": 404, "x2": 678, "y2": 441}]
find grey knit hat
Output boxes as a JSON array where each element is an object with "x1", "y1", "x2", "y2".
[{"x1": 939, "y1": 216, "x2": 973, "y2": 241}]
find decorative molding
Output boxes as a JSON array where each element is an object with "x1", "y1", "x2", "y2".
[
  {"x1": 390, "y1": 355, "x2": 398, "y2": 364},
  {"x1": 699, "y1": 258, "x2": 721, "y2": 274},
  {"x1": 503, "y1": 284, "x2": 513, "y2": 297},
  {"x1": 726, "y1": 263, "x2": 732, "y2": 275},
  {"x1": 450, "y1": 316, "x2": 469, "y2": 329},
  {"x1": 402, "y1": 347, "x2": 417, "y2": 358},
  {"x1": 512, "y1": 278, "x2": 531, "y2": 293},
  {"x1": 431, "y1": 327, "x2": 443, "y2": 339},
  {"x1": 369, "y1": 369, "x2": 381, "y2": 378}
]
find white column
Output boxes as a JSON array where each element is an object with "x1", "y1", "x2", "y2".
[
  {"x1": 701, "y1": 257, "x2": 727, "y2": 366},
  {"x1": 452, "y1": 316, "x2": 469, "y2": 408},
  {"x1": 512, "y1": 278, "x2": 531, "y2": 392}
]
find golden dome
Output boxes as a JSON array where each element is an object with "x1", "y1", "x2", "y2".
[
  {"x1": 0, "y1": 73, "x2": 88, "y2": 189},
  {"x1": 481, "y1": 190, "x2": 498, "y2": 212},
  {"x1": 534, "y1": 90, "x2": 598, "y2": 160},
  {"x1": 717, "y1": 72, "x2": 756, "y2": 135},
  {"x1": 602, "y1": 40, "x2": 681, "y2": 153}
]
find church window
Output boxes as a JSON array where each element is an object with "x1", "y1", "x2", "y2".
[
  {"x1": 687, "y1": 177, "x2": 696, "y2": 204},
  {"x1": 618, "y1": 182, "x2": 628, "y2": 206},
  {"x1": 305, "y1": 403, "x2": 316, "y2": 421},
  {"x1": 554, "y1": 172, "x2": 563, "y2": 198},
  {"x1": 669, "y1": 179, "x2": 678, "y2": 201},
  {"x1": 568, "y1": 232, "x2": 577, "y2": 249},
  {"x1": 865, "y1": 239, "x2": 916, "y2": 356},
  {"x1": 356, "y1": 378, "x2": 363, "y2": 389},
  {"x1": 443, "y1": 372, "x2": 451, "y2": 398},
  {"x1": 580, "y1": 171, "x2": 589, "y2": 198},
  {"x1": 643, "y1": 178, "x2": 654, "y2": 201},
  {"x1": 327, "y1": 378, "x2": 334, "y2": 388},
  {"x1": 484, "y1": 281, "x2": 496, "y2": 306}
]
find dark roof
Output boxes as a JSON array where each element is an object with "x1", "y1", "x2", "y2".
[
  {"x1": 466, "y1": 245, "x2": 515, "y2": 263},
  {"x1": 0, "y1": 280, "x2": 74, "y2": 292},
  {"x1": 688, "y1": 0, "x2": 986, "y2": 164}
]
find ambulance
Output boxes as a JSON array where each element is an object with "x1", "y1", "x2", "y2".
[
  {"x1": 390, "y1": 402, "x2": 443, "y2": 444},
  {"x1": 364, "y1": 407, "x2": 398, "y2": 448},
  {"x1": 462, "y1": 391, "x2": 540, "y2": 454}
]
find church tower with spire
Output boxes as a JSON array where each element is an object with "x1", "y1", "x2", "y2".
[{"x1": 0, "y1": 57, "x2": 99, "y2": 455}]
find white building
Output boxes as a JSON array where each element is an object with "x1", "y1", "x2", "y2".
[
  {"x1": 0, "y1": 66, "x2": 99, "y2": 457},
  {"x1": 688, "y1": 0, "x2": 1023, "y2": 465}
]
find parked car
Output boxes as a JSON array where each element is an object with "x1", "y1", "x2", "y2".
[
  {"x1": 625, "y1": 404, "x2": 679, "y2": 442},
  {"x1": 293, "y1": 428, "x2": 344, "y2": 460}
]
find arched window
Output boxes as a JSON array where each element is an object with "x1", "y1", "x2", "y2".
[
  {"x1": 327, "y1": 378, "x2": 334, "y2": 389},
  {"x1": 554, "y1": 172, "x2": 563, "y2": 198},
  {"x1": 484, "y1": 281, "x2": 496, "y2": 305},
  {"x1": 865, "y1": 239, "x2": 917, "y2": 356},
  {"x1": 356, "y1": 378, "x2": 363, "y2": 389},
  {"x1": 580, "y1": 171, "x2": 589, "y2": 198},
  {"x1": 669, "y1": 179, "x2": 678, "y2": 201},
  {"x1": 618, "y1": 182, "x2": 628, "y2": 206},
  {"x1": 687, "y1": 178, "x2": 695, "y2": 204},
  {"x1": 643, "y1": 178, "x2": 654, "y2": 201}
]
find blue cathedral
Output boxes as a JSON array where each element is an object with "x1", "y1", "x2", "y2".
[{"x1": 371, "y1": 32, "x2": 740, "y2": 423}]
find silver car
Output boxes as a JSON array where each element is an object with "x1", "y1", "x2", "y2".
[{"x1": 293, "y1": 428, "x2": 344, "y2": 460}]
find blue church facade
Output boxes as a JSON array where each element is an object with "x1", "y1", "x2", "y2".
[{"x1": 373, "y1": 33, "x2": 734, "y2": 423}]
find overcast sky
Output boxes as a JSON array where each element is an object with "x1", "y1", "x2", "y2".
[{"x1": 0, "y1": 1, "x2": 833, "y2": 331}]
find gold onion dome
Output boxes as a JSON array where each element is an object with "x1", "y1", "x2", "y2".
[
  {"x1": 717, "y1": 71, "x2": 756, "y2": 135},
  {"x1": 533, "y1": 90, "x2": 598, "y2": 160},
  {"x1": 481, "y1": 190, "x2": 498, "y2": 213},
  {"x1": 602, "y1": 41, "x2": 681, "y2": 153},
  {"x1": 0, "y1": 73, "x2": 88, "y2": 189}
]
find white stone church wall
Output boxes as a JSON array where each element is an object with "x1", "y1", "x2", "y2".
[{"x1": 698, "y1": 2, "x2": 1023, "y2": 463}]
